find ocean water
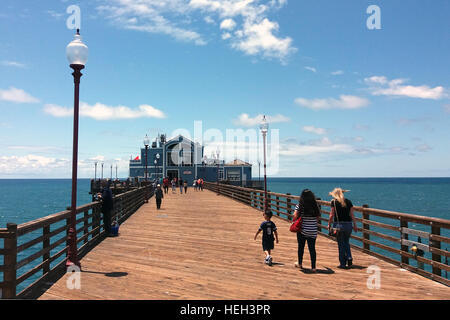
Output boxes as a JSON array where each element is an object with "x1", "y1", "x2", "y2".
[{"x1": 0, "y1": 178, "x2": 449, "y2": 295}]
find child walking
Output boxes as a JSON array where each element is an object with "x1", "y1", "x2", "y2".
[{"x1": 254, "y1": 210, "x2": 278, "y2": 266}]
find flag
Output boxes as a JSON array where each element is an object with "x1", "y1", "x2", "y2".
[{"x1": 134, "y1": 156, "x2": 140, "y2": 160}]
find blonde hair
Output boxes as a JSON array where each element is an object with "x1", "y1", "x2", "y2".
[{"x1": 329, "y1": 188, "x2": 349, "y2": 207}]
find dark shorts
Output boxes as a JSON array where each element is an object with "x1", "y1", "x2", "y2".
[{"x1": 262, "y1": 238, "x2": 274, "y2": 251}]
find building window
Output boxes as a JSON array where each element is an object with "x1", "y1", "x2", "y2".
[{"x1": 227, "y1": 170, "x2": 240, "y2": 181}]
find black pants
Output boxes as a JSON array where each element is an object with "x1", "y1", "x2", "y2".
[
  {"x1": 164, "y1": 186, "x2": 168, "y2": 194},
  {"x1": 156, "y1": 198, "x2": 162, "y2": 209},
  {"x1": 297, "y1": 233, "x2": 316, "y2": 269},
  {"x1": 184, "y1": 186, "x2": 187, "y2": 193},
  {"x1": 103, "y1": 209, "x2": 111, "y2": 234}
]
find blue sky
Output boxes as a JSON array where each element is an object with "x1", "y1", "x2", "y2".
[{"x1": 0, "y1": 0, "x2": 449, "y2": 178}]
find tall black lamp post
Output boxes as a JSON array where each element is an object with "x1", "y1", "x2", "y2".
[
  {"x1": 155, "y1": 153, "x2": 160, "y2": 182},
  {"x1": 144, "y1": 135, "x2": 150, "y2": 202},
  {"x1": 144, "y1": 135, "x2": 149, "y2": 182},
  {"x1": 66, "y1": 29, "x2": 88, "y2": 269},
  {"x1": 216, "y1": 148, "x2": 220, "y2": 195},
  {"x1": 260, "y1": 115, "x2": 268, "y2": 213}
]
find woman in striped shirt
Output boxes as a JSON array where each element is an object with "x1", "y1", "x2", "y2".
[{"x1": 293, "y1": 189, "x2": 321, "y2": 272}]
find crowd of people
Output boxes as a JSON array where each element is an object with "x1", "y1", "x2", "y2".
[{"x1": 255, "y1": 187, "x2": 357, "y2": 271}]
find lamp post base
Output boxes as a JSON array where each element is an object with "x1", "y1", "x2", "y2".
[{"x1": 66, "y1": 227, "x2": 81, "y2": 270}]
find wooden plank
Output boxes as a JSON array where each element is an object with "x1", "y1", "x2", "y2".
[{"x1": 401, "y1": 227, "x2": 430, "y2": 239}]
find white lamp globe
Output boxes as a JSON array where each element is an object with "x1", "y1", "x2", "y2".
[
  {"x1": 143, "y1": 135, "x2": 150, "y2": 147},
  {"x1": 66, "y1": 29, "x2": 88, "y2": 66},
  {"x1": 260, "y1": 115, "x2": 268, "y2": 134}
]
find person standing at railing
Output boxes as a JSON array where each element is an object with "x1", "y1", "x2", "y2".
[
  {"x1": 293, "y1": 189, "x2": 320, "y2": 273},
  {"x1": 99, "y1": 180, "x2": 114, "y2": 237},
  {"x1": 155, "y1": 184, "x2": 164, "y2": 209},
  {"x1": 328, "y1": 188, "x2": 358, "y2": 269},
  {"x1": 179, "y1": 178, "x2": 184, "y2": 194}
]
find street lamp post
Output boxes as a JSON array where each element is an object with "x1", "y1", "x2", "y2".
[
  {"x1": 216, "y1": 148, "x2": 220, "y2": 195},
  {"x1": 110, "y1": 164, "x2": 113, "y2": 180},
  {"x1": 155, "y1": 153, "x2": 160, "y2": 182},
  {"x1": 144, "y1": 135, "x2": 150, "y2": 203},
  {"x1": 101, "y1": 163, "x2": 104, "y2": 180},
  {"x1": 66, "y1": 29, "x2": 88, "y2": 269},
  {"x1": 94, "y1": 162, "x2": 97, "y2": 181},
  {"x1": 115, "y1": 164, "x2": 118, "y2": 181},
  {"x1": 144, "y1": 135, "x2": 149, "y2": 182},
  {"x1": 260, "y1": 115, "x2": 268, "y2": 213}
]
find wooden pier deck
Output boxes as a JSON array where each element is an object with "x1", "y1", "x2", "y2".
[{"x1": 39, "y1": 189, "x2": 450, "y2": 300}]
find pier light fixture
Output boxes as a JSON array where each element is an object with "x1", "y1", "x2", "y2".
[
  {"x1": 144, "y1": 135, "x2": 149, "y2": 183},
  {"x1": 66, "y1": 29, "x2": 88, "y2": 270},
  {"x1": 144, "y1": 135, "x2": 150, "y2": 202},
  {"x1": 259, "y1": 115, "x2": 269, "y2": 213},
  {"x1": 156, "y1": 153, "x2": 160, "y2": 181}
]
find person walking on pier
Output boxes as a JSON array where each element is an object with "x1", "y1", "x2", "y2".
[
  {"x1": 99, "y1": 180, "x2": 114, "y2": 237},
  {"x1": 163, "y1": 177, "x2": 169, "y2": 194},
  {"x1": 254, "y1": 210, "x2": 279, "y2": 266},
  {"x1": 179, "y1": 178, "x2": 184, "y2": 194},
  {"x1": 155, "y1": 184, "x2": 164, "y2": 209},
  {"x1": 171, "y1": 178, "x2": 176, "y2": 193},
  {"x1": 184, "y1": 180, "x2": 188, "y2": 193},
  {"x1": 328, "y1": 188, "x2": 358, "y2": 269},
  {"x1": 293, "y1": 189, "x2": 320, "y2": 273}
]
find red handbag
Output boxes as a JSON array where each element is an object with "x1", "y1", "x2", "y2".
[{"x1": 289, "y1": 216, "x2": 302, "y2": 232}]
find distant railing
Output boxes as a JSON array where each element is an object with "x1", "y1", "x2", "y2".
[
  {"x1": 0, "y1": 185, "x2": 153, "y2": 299},
  {"x1": 204, "y1": 182, "x2": 450, "y2": 287}
]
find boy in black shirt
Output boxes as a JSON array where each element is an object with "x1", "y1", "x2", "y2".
[{"x1": 254, "y1": 210, "x2": 278, "y2": 266}]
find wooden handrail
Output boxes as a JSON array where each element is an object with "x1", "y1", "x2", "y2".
[
  {"x1": 0, "y1": 185, "x2": 153, "y2": 299},
  {"x1": 204, "y1": 181, "x2": 450, "y2": 287}
]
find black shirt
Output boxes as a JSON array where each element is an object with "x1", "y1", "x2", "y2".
[
  {"x1": 155, "y1": 188, "x2": 164, "y2": 200},
  {"x1": 331, "y1": 199, "x2": 353, "y2": 222},
  {"x1": 259, "y1": 221, "x2": 277, "y2": 241}
]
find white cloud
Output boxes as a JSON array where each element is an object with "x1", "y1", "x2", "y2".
[
  {"x1": 233, "y1": 113, "x2": 290, "y2": 127},
  {"x1": 232, "y1": 18, "x2": 295, "y2": 61},
  {"x1": 1, "y1": 60, "x2": 26, "y2": 68},
  {"x1": 97, "y1": 0, "x2": 295, "y2": 62},
  {"x1": 0, "y1": 87, "x2": 39, "y2": 103},
  {"x1": 220, "y1": 18, "x2": 236, "y2": 30},
  {"x1": 44, "y1": 102, "x2": 166, "y2": 120},
  {"x1": 364, "y1": 76, "x2": 446, "y2": 100},
  {"x1": 0, "y1": 154, "x2": 70, "y2": 175},
  {"x1": 204, "y1": 16, "x2": 215, "y2": 24},
  {"x1": 331, "y1": 70, "x2": 343, "y2": 75},
  {"x1": 304, "y1": 66, "x2": 316, "y2": 73},
  {"x1": 294, "y1": 95, "x2": 369, "y2": 110},
  {"x1": 302, "y1": 126, "x2": 327, "y2": 135},
  {"x1": 222, "y1": 32, "x2": 232, "y2": 40},
  {"x1": 415, "y1": 144, "x2": 432, "y2": 152},
  {"x1": 279, "y1": 137, "x2": 354, "y2": 157}
]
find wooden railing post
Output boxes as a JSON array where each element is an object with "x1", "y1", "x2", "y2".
[
  {"x1": 430, "y1": 223, "x2": 441, "y2": 277},
  {"x1": 400, "y1": 218, "x2": 409, "y2": 266},
  {"x1": 93, "y1": 206, "x2": 100, "y2": 238},
  {"x1": 362, "y1": 204, "x2": 370, "y2": 253},
  {"x1": 275, "y1": 196, "x2": 280, "y2": 216},
  {"x1": 267, "y1": 191, "x2": 271, "y2": 212},
  {"x1": 3, "y1": 223, "x2": 17, "y2": 299},
  {"x1": 66, "y1": 217, "x2": 71, "y2": 257},
  {"x1": 43, "y1": 224, "x2": 50, "y2": 274},
  {"x1": 316, "y1": 198, "x2": 322, "y2": 230},
  {"x1": 286, "y1": 193, "x2": 292, "y2": 221},
  {"x1": 83, "y1": 210, "x2": 89, "y2": 245}
]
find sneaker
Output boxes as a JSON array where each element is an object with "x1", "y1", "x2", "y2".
[
  {"x1": 347, "y1": 258, "x2": 353, "y2": 267},
  {"x1": 264, "y1": 257, "x2": 270, "y2": 265},
  {"x1": 268, "y1": 255, "x2": 273, "y2": 266}
]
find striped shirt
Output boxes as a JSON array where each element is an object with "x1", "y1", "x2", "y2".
[{"x1": 295, "y1": 203, "x2": 318, "y2": 239}]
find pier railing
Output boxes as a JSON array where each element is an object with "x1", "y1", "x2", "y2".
[
  {"x1": 204, "y1": 182, "x2": 450, "y2": 287},
  {"x1": 0, "y1": 185, "x2": 153, "y2": 299}
]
